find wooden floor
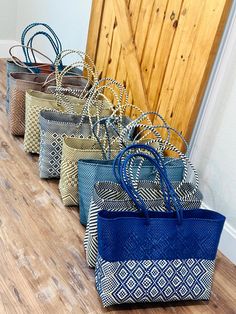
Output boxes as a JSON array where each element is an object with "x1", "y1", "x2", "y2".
[{"x1": 0, "y1": 59, "x2": 236, "y2": 314}]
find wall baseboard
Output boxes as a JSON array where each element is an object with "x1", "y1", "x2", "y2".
[
  {"x1": 202, "y1": 202, "x2": 236, "y2": 265},
  {"x1": 218, "y1": 221, "x2": 236, "y2": 264}
]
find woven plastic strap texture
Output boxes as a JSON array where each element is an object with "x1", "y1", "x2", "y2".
[
  {"x1": 97, "y1": 209, "x2": 225, "y2": 262},
  {"x1": 38, "y1": 104, "x2": 112, "y2": 179},
  {"x1": 78, "y1": 158, "x2": 185, "y2": 226},
  {"x1": 84, "y1": 180, "x2": 203, "y2": 268},
  {"x1": 59, "y1": 137, "x2": 120, "y2": 206},
  {"x1": 24, "y1": 90, "x2": 86, "y2": 154},
  {"x1": 6, "y1": 61, "x2": 29, "y2": 114}
]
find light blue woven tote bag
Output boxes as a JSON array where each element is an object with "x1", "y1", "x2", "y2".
[
  {"x1": 78, "y1": 157, "x2": 183, "y2": 226},
  {"x1": 78, "y1": 114, "x2": 188, "y2": 226}
]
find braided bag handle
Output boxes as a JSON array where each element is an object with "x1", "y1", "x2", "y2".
[
  {"x1": 53, "y1": 50, "x2": 99, "y2": 103},
  {"x1": 9, "y1": 45, "x2": 54, "y2": 73},
  {"x1": 136, "y1": 140, "x2": 198, "y2": 201},
  {"x1": 54, "y1": 49, "x2": 98, "y2": 83},
  {"x1": 115, "y1": 146, "x2": 184, "y2": 223},
  {"x1": 25, "y1": 31, "x2": 61, "y2": 64},
  {"x1": 21, "y1": 22, "x2": 62, "y2": 64},
  {"x1": 51, "y1": 62, "x2": 98, "y2": 114},
  {"x1": 73, "y1": 78, "x2": 128, "y2": 139},
  {"x1": 87, "y1": 78, "x2": 157, "y2": 144}
]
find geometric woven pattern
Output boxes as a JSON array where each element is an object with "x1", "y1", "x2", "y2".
[
  {"x1": 24, "y1": 91, "x2": 63, "y2": 154},
  {"x1": 9, "y1": 87, "x2": 28, "y2": 136},
  {"x1": 39, "y1": 130, "x2": 68, "y2": 178},
  {"x1": 95, "y1": 255, "x2": 215, "y2": 307},
  {"x1": 24, "y1": 90, "x2": 87, "y2": 154},
  {"x1": 6, "y1": 61, "x2": 29, "y2": 114},
  {"x1": 59, "y1": 136, "x2": 122, "y2": 207},
  {"x1": 84, "y1": 181, "x2": 203, "y2": 268},
  {"x1": 8, "y1": 73, "x2": 50, "y2": 136},
  {"x1": 39, "y1": 107, "x2": 112, "y2": 179},
  {"x1": 59, "y1": 137, "x2": 107, "y2": 206}
]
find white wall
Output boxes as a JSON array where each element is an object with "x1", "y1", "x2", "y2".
[
  {"x1": 0, "y1": 0, "x2": 17, "y2": 40},
  {"x1": 16, "y1": 0, "x2": 92, "y2": 62},
  {"x1": 0, "y1": 0, "x2": 92, "y2": 59},
  {"x1": 190, "y1": 5, "x2": 236, "y2": 264}
]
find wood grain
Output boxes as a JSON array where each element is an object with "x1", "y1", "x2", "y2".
[
  {"x1": 86, "y1": 0, "x2": 232, "y2": 148},
  {"x1": 113, "y1": 0, "x2": 150, "y2": 111},
  {"x1": 1, "y1": 59, "x2": 236, "y2": 312}
]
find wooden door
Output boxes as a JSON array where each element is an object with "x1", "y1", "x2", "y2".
[{"x1": 86, "y1": 0, "x2": 231, "y2": 145}]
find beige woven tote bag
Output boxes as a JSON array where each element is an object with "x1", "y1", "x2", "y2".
[{"x1": 24, "y1": 50, "x2": 98, "y2": 154}]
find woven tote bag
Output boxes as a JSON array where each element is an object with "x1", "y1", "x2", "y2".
[
  {"x1": 59, "y1": 137, "x2": 121, "y2": 206},
  {"x1": 23, "y1": 55, "x2": 92, "y2": 154},
  {"x1": 78, "y1": 114, "x2": 188, "y2": 226},
  {"x1": 38, "y1": 108, "x2": 112, "y2": 179},
  {"x1": 95, "y1": 148, "x2": 225, "y2": 307},
  {"x1": 8, "y1": 72, "x2": 87, "y2": 136},
  {"x1": 78, "y1": 158, "x2": 183, "y2": 226},
  {"x1": 84, "y1": 143, "x2": 202, "y2": 268},
  {"x1": 24, "y1": 90, "x2": 87, "y2": 154},
  {"x1": 8, "y1": 72, "x2": 52, "y2": 136},
  {"x1": 6, "y1": 61, "x2": 29, "y2": 114},
  {"x1": 6, "y1": 20, "x2": 63, "y2": 114}
]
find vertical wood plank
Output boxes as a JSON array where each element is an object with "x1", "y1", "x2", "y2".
[
  {"x1": 85, "y1": 0, "x2": 105, "y2": 63},
  {"x1": 113, "y1": 0, "x2": 150, "y2": 111},
  {"x1": 157, "y1": 0, "x2": 231, "y2": 144},
  {"x1": 94, "y1": 0, "x2": 115, "y2": 78},
  {"x1": 86, "y1": 0, "x2": 232, "y2": 146},
  {"x1": 146, "y1": 0, "x2": 183, "y2": 105}
]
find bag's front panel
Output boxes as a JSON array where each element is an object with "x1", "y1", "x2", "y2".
[
  {"x1": 24, "y1": 95, "x2": 62, "y2": 153},
  {"x1": 59, "y1": 139, "x2": 104, "y2": 206},
  {"x1": 6, "y1": 61, "x2": 29, "y2": 114},
  {"x1": 84, "y1": 181, "x2": 203, "y2": 268},
  {"x1": 95, "y1": 255, "x2": 215, "y2": 307},
  {"x1": 95, "y1": 209, "x2": 225, "y2": 307},
  {"x1": 39, "y1": 118, "x2": 96, "y2": 179},
  {"x1": 8, "y1": 76, "x2": 45, "y2": 136}
]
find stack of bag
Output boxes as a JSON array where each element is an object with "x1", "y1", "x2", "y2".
[{"x1": 6, "y1": 22, "x2": 225, "y2": 307}]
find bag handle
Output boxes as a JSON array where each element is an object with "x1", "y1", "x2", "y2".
[
  {"x1": 25, "y1": 31, "x2": 61, "y2": 65},
  {"x1": 54, "y1": 61, "x2": 96, "y2": 100},
  {"x1": 124, "y1": 112, "x2": 171, "y2": 149},
  {"x1": 113, "y1": 142, "x2": 199, "y2": 201},
  {"x1": 53, "y1": 62, "x2": 98, "y2": 114},
  {"x1": 116, "y1": 147, "x2": 184, "y2": 223},
  {"x1": 77, "y1": 78, "x2": 129, "y2": 138},
  {"x1": 54, "y1": 49, "x2": 98, "y2": 83},
  {"x1": 92, "y1": 116, "x2": 129, "y2": 160},
  {"x1": 21, "y1": 22, "x2": 62, "y2": 64},
  {"x1": 9, "y1": 45, "x2": 54, "y2": 73}
]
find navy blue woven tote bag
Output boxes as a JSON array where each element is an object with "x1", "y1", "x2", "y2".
[
  {"x1": 95, "y1": 144, "x2": 225, "y2": 307},
  {"x1": 84, "y1": 142, "x2": 202, "y2": 268}
]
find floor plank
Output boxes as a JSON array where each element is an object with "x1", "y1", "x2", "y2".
[{"x1": 0, "y1": 59, "x2": 236, "y2": 313}]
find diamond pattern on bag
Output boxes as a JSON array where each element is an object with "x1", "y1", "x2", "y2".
[{"x1": 95, "y1": 255, "x2": 215, "y2": 306}]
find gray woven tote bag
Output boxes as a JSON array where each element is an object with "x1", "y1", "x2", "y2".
[{"x1": 38, "y1": 108, "x2": 112, "y2": 178}]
